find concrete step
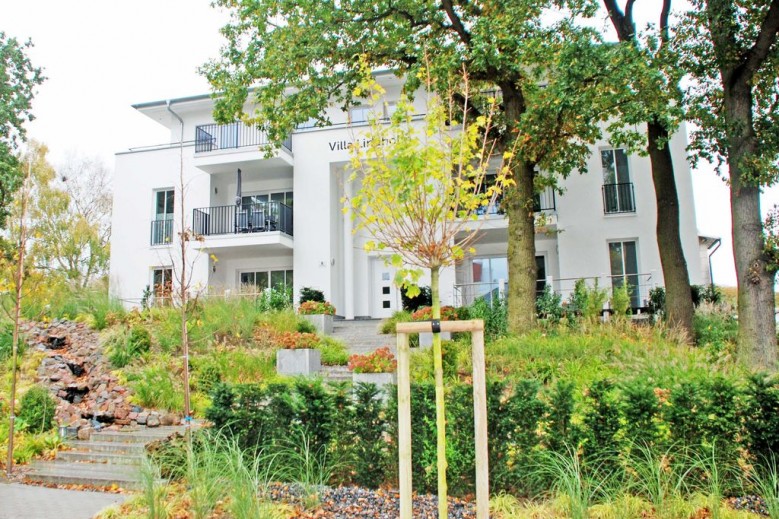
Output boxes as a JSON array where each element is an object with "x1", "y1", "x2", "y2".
[
  {"x1": 91, "y1": 427, "x2": 186, "y2": 444},
  {"x1": 65, "y1": 440, "x2": 146, "y2": 454},
  {"x1": 322, "y1": 366, "x2": 352, "y2": 382},
  {"x1": 26, "y1": 461, "x2": 142, "y2": 489},
  {"x1": 57, "y1": 450, "x2": 142, "y2": 465}
]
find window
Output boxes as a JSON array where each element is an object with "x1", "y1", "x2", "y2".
[
  {"x1": 471, "y1": 256, "x2": 547, "y2": 300},
  {"x1": 349, "y1": 105, "x2": 375, "y2": 123},
  {"x1": 151, "y1": 189, "x2": 174, "y2": 245},
  {"x1": 384, "y1": 101, "x2": 399, "y2": 119},
  {"x1": 239, "y1": 269, "x2": 293, "y2": 291},
  {"x1": 601, "y1": 149, "x2": 635, "y2": 213},
  {"x1": 608, "y1": 241, "x2": 641, "y2": 307},
  {"x1": 152, "y1": 267, "x2": 172, "y2": 304}
]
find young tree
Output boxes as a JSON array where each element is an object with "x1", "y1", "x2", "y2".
[
  {"x1": 346, "y1": 71, "x2": 511, "y2": 518},
  {"x1": 0, "y1": 32, "x2": 44, "y2": 229},
  {"x1": 202, "y1": 0, "x2": 618, "y2": 334},
  {"x1": 681, "y1": 0, "x2": 779, "y2": 367},
  {"x1": 5, "y1": 154, "x2": 32, "y2": 476},
  {"x1": 600, "y1": 0, "x2": 696, "y2": 340}
]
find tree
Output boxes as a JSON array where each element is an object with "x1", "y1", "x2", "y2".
[
  {"x1": 26, "y1": 149, "x2": 111, "y2": 288},
  {"x1": 202, "y1": 0, "x2": 618, "y2": 334},
  {"x1": 346, "y1": 70, "x2": 511, "y2": 518},
  {"x1": 681, "y1": 0, "x2": 779, "y2": 368},
  {"x1": 601, "y1": 0, "x2": 696, "y2": 340},
  {"x1": 0, "y1": 32, "x2": 44, "y2": 228}
]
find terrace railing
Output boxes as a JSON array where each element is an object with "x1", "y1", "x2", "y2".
[{"x1": 195, "y1": 122, "x2": 292, "y2": 153}]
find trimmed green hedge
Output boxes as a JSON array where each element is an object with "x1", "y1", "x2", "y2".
[{"x1": 207, "y1": 373, "x2": 779, "y2": 497}]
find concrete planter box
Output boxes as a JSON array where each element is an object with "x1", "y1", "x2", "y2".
[
  {"x1": 419, "y1": 331, "x2": 451, "y2": 348},
  {"x1": 353, "y1": 372, "x2": 397, "y2": 399},
  {"x1": 277, "y1": 348, "x2": 321, "y2": 376},
  {"x1": 302, "y1": 313, "x2": 334, "y2": 334}
]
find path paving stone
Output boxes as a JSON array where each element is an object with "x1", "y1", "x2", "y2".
[{"x1": 0, "y1": 482, "x2": 126, "y2": 519}]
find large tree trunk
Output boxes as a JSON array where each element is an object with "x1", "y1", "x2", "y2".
[
  {"x1": 501, "y1": 85, "x2": 537, "y2": 334},
  {"x1": 725, "y1": 81, "x2": 778, "y2": 369},
  {"x1": 646, "y1": 121, "x2": 695, "y2": 341}
]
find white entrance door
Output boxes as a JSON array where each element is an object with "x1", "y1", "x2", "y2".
[{"x1": 371, "y1": 258, "x2": 399, "y2": 318}]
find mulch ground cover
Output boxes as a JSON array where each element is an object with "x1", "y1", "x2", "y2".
[{"x1": 269, "y1": 483, "x2": 476, "y2": 518}]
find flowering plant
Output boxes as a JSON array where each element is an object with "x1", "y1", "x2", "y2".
[
  {"x1": 298, "y1": 300, "x2": 336, "y2": 315},
  {"x1": 348, "y1": 347, "x2": 397, "y2": 373},
  {"x1": 410, "y1": 305, "x2": 461, "y2": 322},
  {"x1": 276, "y1": 331, "x2": 320, "y2": 349}
]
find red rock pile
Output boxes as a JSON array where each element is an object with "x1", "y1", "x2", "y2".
[{"x1": 25, "y1": 320, "x2": 173, "y2": 436}]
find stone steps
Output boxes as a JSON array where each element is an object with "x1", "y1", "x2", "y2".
[
  {"x1": 25, "y1": 426, "x2": 188, "y2": 489},
  {"x1": 331, "y1": 319, "x2": 393, "y2": 355},
  {"x1": 322, "y1": 365, "x2": 352, "y2": 382}
]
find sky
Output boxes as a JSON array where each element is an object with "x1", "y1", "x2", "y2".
[{"x1": 3, "y1": 0, "x2": 778, "y2": 287}]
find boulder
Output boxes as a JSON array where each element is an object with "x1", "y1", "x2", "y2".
[{"x1": 146, "y1": 413, "x2": 161, "y2": 428}]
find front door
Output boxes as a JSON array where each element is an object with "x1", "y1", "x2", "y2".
[{"x1": 371, "y1": 258, "x2": 398, "y2": 318}]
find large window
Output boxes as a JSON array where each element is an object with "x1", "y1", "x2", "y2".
[
  {"x1": 608, "y1": 240, "x2": 641, "y2": 307},
  {"x1": 471, "y1": 256, "x2": 547, "y2": 300},
  {"x1": 239, "y1": 269, "x2": 293, "y2": 292},
  {"x1": 151, "y1": 189, "x2": 174, "y2": 245},
  {"x1": 601, "y1": 149, "x2": 635, "y2": 214},
  {"x1": 151, "y1": 267, "x2": 172, "y2": 304}
]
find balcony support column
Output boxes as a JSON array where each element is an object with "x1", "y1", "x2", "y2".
[{"x1": 343, "y1": 178, "x2": 355, "y2": 319}]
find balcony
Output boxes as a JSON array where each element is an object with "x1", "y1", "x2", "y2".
[
  {"x1": 475, "y1": 187, "x2": 557, "y2": 216},
  {"x1": 150, "y1": 219, "x2": 173, "y2": 246},
  {"x1": 193, "y1": 202, "x2": 292, "y2": 237},
  {"x1": 602, "y1": 183, "x2": 636, "y2": 214},
  {"x1": 192, "y1": 202, "x2": 293, "y2": 253},
  {"x1": 193, "y1": 122, "x2": 294, "y2": 174}
]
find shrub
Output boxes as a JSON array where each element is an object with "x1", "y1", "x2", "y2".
[
  {"x1": 299, "y1": 287, "x2": 325, "y2": 304},
  {"x1": 410, "y1": 305, "x2": 461, "y2": 321},
  {"x1": 567, "y1": 279, "x2": 608, "y2": 320},
  {"x1": 648, "y1": 286, "x2": 665, "y2": 315},
  {"x1": 379, "y1": 310, "x2": 413, "y2": 334},
  {"x1": 348, "y1": 347, "x2": 397, "y2": 373},
  {"x1": 536, "y1": 285, "x2": 563, "y2": 322},
  {"x1": 401, "y1": 285, "x2": 432, "y2": 312},
  {"x1": 610, "y1": 283, "x2": 632, "y2": 316},
  {"x1": 0, "y1": 322, "x2": 24, "y2": 362},
  {"x1": 256, "y1": 286, "x2": 293, "y2": 312},
  {"x1": 128, "y1": 363, "x2": 183, "y2": 412},
  {"x1": 693, "y1": 311, "x2": 738, "y2": 353},
  {"x1": 18, "y1": 386, "x2": 57, "y2": 433},
  {"x1": 105, "y1": 325, "x2": 152, "y2": 368},
  {"x1": 467, "y1": 297, "x2": 507, "y2": 340},
  {"x1": 319, "y1": 337, "x2": 349, "y2": 366},
  {"x1": 276, "y1": 331, "x2": 319, "y2": 349},
  {"x1": 691, "y1": 284, "x2": 722, "y2": 306},
  {"x1": 298, "y1": 300, "x2": 336, "y2": 315}
]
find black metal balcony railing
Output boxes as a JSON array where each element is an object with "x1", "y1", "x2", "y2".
[
  {"x1": 475, "y1": 188, "x2": 557, "y2": 216},
  {"x1": 150, "y1": 219, "x2": 173, "y2": 246},
  {"x1": 193, "y1": 202, "x2": 293, "y2": 237},
  {"x1": 195, "y1": 122, "x2": 292, "y2": 154},
  {"x1": 602, "y1": 182, "x2": 636, "y2": 214}
]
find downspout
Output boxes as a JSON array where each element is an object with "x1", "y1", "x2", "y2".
[
  {"x1": 166, "y1": 100, "x2": 184, "y2": 144},
  {"x1": 707, "y1": 238, "x2": 722, "y2": 287}
]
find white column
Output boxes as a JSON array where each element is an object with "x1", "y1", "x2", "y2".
[{"x1": 343, "y1": 178, "x2": 355, "y2": 319}]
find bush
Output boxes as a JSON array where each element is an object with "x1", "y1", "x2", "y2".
[
  {"x1": 319, "y1": 337, "x2": 349, "y2": 366},
  {"x1": 298, "y1": 300, "x2": 336, "y2": 315},
  {"x1": 691, "y1": 284, "x2": 722, "y2": 306},
  {"x1": 18, "y1": 386, "x2": 57, "y2": 433},
  {"x1": 567, "y1": 279, "x2": 608, "y2": 320},
  {"x1": 410, "y1": 305, "x2": 461, "y2": 321},
  {"x1": 648, "y1": 286, "x2": 665, "y2": 315},
  {"x1": 106, "y1": 325, "x2": 152, "y2": 368},
  {"x1": 0, "y1": 322, "x2": 24, "y2": 362},
  {"x1": 610, "y1": 283, "x2": 632, "y2": 316},
  {"x1": 536, "y1": 285, "x2": 563, "y2": 322},
  {"x1": 299, "y1": 287, "x2": 325, "y2": 304},
  {"x1": 348, "y1": 347, "x2": 396, "y2": 373},
  {"x1": 128, "y1": 363, "x2": 183, "y2": 412},
  {"x1": 467, "y1": 297, "x2": 507, "y2": 340},
  {"x1": 379, "y1": 310, "x2": 413, "y2": 334},
  {"x1": 694, "y1": 311, "x2": 738, "y2": 353},
  {"x1": 401, "y1": 285, "x2": 432, "y2": 312},
  {"x1": 256, "y1": 286, "x2": 293, "y2": 312}
]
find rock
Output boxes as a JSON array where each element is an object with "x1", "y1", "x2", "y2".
[
  {"x1": 160, "y1": 413, "x2": 179, "y2": 426},
  {"x1": 146, "y1": 413, "x2": 161, "y2": 428},
  {"x1": 77, "y1": 427, "x2": 92, "y2": 441},
  {"x1": 137, "y1": 412, "x2": 149, "y2": 425}
]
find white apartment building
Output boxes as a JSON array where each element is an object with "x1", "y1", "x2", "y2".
[{"x1": 109, "y1": 72, "x2": 711, "y2": 318}]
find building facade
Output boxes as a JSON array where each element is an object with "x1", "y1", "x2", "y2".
[{"x1": 109, "y1": 74, "x2": 710, "y2": 318}]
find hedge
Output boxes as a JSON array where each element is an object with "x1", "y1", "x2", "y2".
[{"x1": 206, "y1": 373, "x2": 779, "y2": 497}]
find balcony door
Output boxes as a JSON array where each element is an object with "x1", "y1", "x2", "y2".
[
  {"x1": 601, "y1": 149, "x2": 635, "y2": 213},
  {"x1": 608, "y1": 240, "x2": 641, "y2": 307},
  {"x1": 152, "y1": 189, "x2": 174, "y2": 245}
]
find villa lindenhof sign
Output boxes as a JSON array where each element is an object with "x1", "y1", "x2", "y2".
[{"x1": 327, "y1": 136, "x2": 397, "y2": 152}]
